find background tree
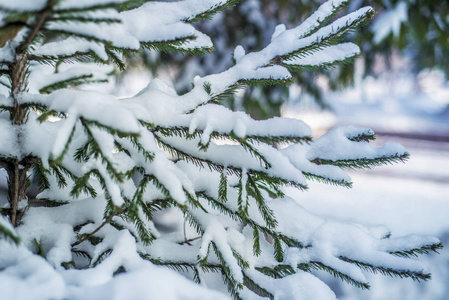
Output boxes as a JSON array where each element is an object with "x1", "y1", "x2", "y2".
[
  {"x1": 145, "y1": 0, "x2": 449, "y2": 118},
  {"x1": 0, "y1": 0, "x2": 442, "y2": 299}
]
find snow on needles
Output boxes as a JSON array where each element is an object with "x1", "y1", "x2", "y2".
[{"x1": 0, "y1": 1, "x2": 440, "y2": 300}]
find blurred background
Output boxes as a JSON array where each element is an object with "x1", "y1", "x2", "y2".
[{"x1": 100, "y1": 0, "x2": 449, "y2": 298}]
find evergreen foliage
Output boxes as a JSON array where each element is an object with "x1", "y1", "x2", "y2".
[
  {"x1": 0, "y1": 0, "x2": 442, "y2": 299},
  {"x1": 150, "y1": 0, "x2": 449, "y2": 117}
]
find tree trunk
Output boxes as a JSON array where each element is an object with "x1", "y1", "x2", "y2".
[{"x1": 7, "y1": 54, "x2": 29, "y2": 227}]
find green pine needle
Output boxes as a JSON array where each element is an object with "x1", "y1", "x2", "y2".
[
  {"x1": 218, "y1": 170, "x2": 228, "y2": 202},
  {"x1": 0, "y1": 222, "x2": 20, "y2": 245},
  {"x1": 339, "y1": 256, "x2": 432, "y2": 281},
  {"x1": 243, "y1": 273, "x2": 274, "y2": 299},
  {"x1": 300, "y1": 261, "x2": 371, "y2": 289},
  {"x1": 390, "y1": 242, "x2": 444, "y2": 258},
  {"x1": 185, "y1": 0, "x2": 242, "y2": 23},
  {"x1": 256, "y1": 265, "x2": 296, "y2": 279},
  {"x1": 92, "y1": 249, "x2": 113, "y2": 267},
  {"x1": 303, "y1": 172, "x2": 352, "y2": 188},
  {"x1": 312, "y1": 152, "x2": 410, "y2": 170}
]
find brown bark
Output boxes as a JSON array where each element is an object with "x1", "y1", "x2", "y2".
[
  {"x1": 7, "y1": 162, "x2": 28, "y2": 227},
  {"x1": 3, "y1": 2, "x2": 54, "y2": 227}
]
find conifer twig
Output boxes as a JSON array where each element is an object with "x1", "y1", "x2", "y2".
[
  {"x1": 18, "y1": 5, "x2": 53, "y2": 54},
  {"x1": 71, "y1": 209, "x2": 122, "y2": 247}
]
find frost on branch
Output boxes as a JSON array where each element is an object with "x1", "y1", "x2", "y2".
[{"x1": 0, "y1": 0, "x2": 442, "y2": 299}]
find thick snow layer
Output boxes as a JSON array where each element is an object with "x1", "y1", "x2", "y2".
[
  {"x1": 21, "y1": 90, "x2": 141, "y2": 135},
  {"x1": 46, "y1": 21, "x2": 140, "y2": 50},
  {"x1": 161, "y1": 135, "x2": 308, "y2": 186},
  {"x1": 0, "y1": 236, "x2": 229, "y2": 300},
  {"x1": 282, "y1": 143, "x2": 351, "y2": 183},
  {"x1": 246, "y1": 268, "x2": 337, "y2": 300},
  {"x1": 270, "y1": 196, "x2": 433, "y2": 285},
  {"x1": 0, "y1": 116, "x2": 20, "y2": 158},
  {"x1": 0, "y1": 242, "x2": 66, "y2": 300},
  {"x1": 285, "y1": 43, "x2": 360, "y2": 67},
  {"x1": 122, "y1": 0, "x2": 231, "y2": 27},
  {"x1": 307, "y1": 125, "x2": 407, "y2": 161},
  {"x1": 120, "y1": 0, "x2": 227, "y2": 47},
  {"x1": 188, "y1": 104, "x2": 311, "y2": 141},
  {"x1": 27, "y1": 63, "x2": 113, "y2": 93},
  {"x1": 31, "y1": 38, "x2": 109, "y2": 61},
  {"x1": 295, "y1": 0, "x2": 350, "y2": 37},
  {"x1": 179, "y1": 31, "x2": 214, "y2": 51}
]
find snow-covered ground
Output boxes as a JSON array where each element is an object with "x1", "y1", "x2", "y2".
[{"x1": 284, "y1": 68, "x2": 449, "y2": 299}]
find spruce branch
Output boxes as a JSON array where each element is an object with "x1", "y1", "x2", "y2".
[
  {"x1": 71, "y1": 208, "x2": 122, "y2": 248},
  {"x1": 197, "y1": 191, "x2": 303, "y2": 249},
  {"x1": 347, "y1": 131, "x2": 376, "y2": 142},
  {"x1": 256, "y1": 265, "x2": 296, "y2": 279},
  {"x1": 32, "y1": 162, "x2": 51, "y2": 190},
  {"x1": 300, "y1": 261, "x2": 371, "y2": 289},
  {"x1": 125, "y1": 201, "x2": 155, "y2": 245},
  {"x1": 153, "y1": 124, "x2": 312, "y2": 145},
  {"x1": 28, "y1": 198, "x2": 68, "y2": 207},
  {"x1": 276, "y1": 8, "x2": 375, "y2": 64},
  {"x1": 70, "y1": 170, "x2": 97, "y2": 198},
  {"x1": 208, "y1": 82, "x2": 243, "y2": 104},
  {"x1": 239, "y1": 77, "x2": 293, "y2": 88},
  {"x1": 218, "y1": 170, "x2": 228, "y2": 203},
  {"x1": 211, "y1": 242, "x2": 244, "y2": 293},
  {"x1": 283, "y1": 54, "x2": 359, "y2": 73},
  {"x1": 240, "y1": 141, "x2": 270, "y2": 169},
  {"x1": 298, "y1": 0, "x2": 351, "y2": 38},
  {"x1": 17, "y1": 4, "x2": 53, "y2": 54},
  {"x1": 311, "y1": 152, "x2": 410, "y2": 170},
  {"x1": 389, "y1": 242, "x2": 444, "y2": 258},
  {"x1": 50, "y1": 125, "x2": 77, "y2": 164},
  {"x1": 185, "y1": 0, "x2": 241, "y2": 23},
  {"x1": 39, "y1": 74, "x2": 108, "y2": 94},
  {"x1": 252, "y1": 227, "x2": 261, "y2": 256},
  {"x1": 303, "y1": 172, "x2": 352, "y2": 188},
  {"x1": 92, "y1": 249, "x2": 113, "y2": 267},
  {"x1": 243, "y1": 273, "x2": 274, "y2": 299},
  {"x1": 141, "y1": 36, "x2": 215, "y2": 56},
  {"x1": 80, "y1": 119, "x2": 132, "y2": 184},
  {"x1": 155, "y1": 134, "x2": 307, "y2": 190},
  {"x1": 124, "y1": 178, "x2": 157, "y2": 245},
  {"x1": 47, "y1": 14, "x2": 121, "y2": 24},
  {"x1": 29, "y1": 50, "x2": 109, "y2": 65},
  {"x1": 273, "y1": 236, "x2": 284, "y2": 262},
  {"x1": 72, "y1": 249, "x2": 92, "y2": 265},
  {"x1": 339, "y1": 256, "x2": 432, "y2": 281},
  {"x1": 246, "y1": 173, "x2": 277, "y2": 229}
]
